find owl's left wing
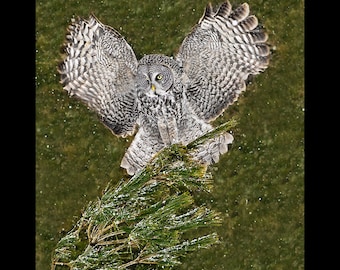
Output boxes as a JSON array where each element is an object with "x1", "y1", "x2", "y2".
[
  {"x1": 176, "y1": 1, "x2": 270, "y2": 122},
  {"x1": 59, "y1": 15, "x2": 138, "y2": 137}
]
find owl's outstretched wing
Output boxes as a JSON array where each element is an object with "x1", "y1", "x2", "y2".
[
  {"x1": 59, "y1": 15, "x2": 138, "y2": 137},
  {"x1": 176, "y1": 0, "x2": 270, "y2": 122}
]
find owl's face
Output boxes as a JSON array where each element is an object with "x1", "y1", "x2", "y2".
[{"x1": 136, "y1": 64, "x2": 174, "y2": 98}]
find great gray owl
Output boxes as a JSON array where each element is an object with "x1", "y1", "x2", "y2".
[{"x1": 59, "y1": 0, "x2": 270, "y2": 175}]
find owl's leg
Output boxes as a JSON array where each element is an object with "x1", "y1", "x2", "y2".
[
  {"x1": 121, "y1": 127, "x2": 164, "y2": 175},
  {"x1": 157, "y1": 117, "x2": 179, "y2": 146},
  {"x1": 191, "y1": 132, "x2": 234, "y2": 165}
]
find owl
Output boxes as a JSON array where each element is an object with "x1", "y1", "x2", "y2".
[{"x1": 59, "y1": 0, "x2": 270, "y2": 175}]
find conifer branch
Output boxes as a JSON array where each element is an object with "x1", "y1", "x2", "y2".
[{"x1": 51, "y1": 119, "x2": 236, "y2": 269}]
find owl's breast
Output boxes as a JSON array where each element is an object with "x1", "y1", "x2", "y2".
[
  {"x1": 137, "y1": 93, "x2": 183, "y2": 145},
  {"x1": 138, "y1": 92, "x2": 182, "y2": 118}
]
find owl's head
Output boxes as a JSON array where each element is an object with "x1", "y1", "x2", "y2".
[{"x1": 136, "y1": 54, "x2": 182, "y2": 98}]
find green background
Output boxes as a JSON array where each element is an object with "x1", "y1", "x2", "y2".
[{"x1": 36, "y1": 0, "x2": 304, "y2": 269}]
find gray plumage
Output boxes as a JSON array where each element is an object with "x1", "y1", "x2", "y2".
[{"x1": 58, "y1": 1, "x2": 270, "y2": 175}]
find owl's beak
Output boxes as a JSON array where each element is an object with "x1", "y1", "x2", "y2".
[{"x1": 151, "y1": 84, "x2": 156, "y2": 91}]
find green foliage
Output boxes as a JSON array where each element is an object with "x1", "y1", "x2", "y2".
[
  {"x1": 51, "y1": 121, "x2": 236, "y2": 269},
  {"x1": 37, "y1": 1, "x2": 304, "y2": 269}
]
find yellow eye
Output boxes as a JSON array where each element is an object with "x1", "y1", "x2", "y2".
[{"x1": 155, "y1": 74, "x2": 163, "y2": 81}]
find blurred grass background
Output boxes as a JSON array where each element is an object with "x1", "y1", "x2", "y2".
[{"x1": 36, "y1": 0, "x2": 304, "y2": 269}]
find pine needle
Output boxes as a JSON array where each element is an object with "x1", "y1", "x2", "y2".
[{"x1": 51, "y1": 120, "x2": 236, "y2": 269}]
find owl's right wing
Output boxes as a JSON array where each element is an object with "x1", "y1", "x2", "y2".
[
  {"x1": 59, "y1": 15, "x2": 138, "y2": 137},
  {"x1": 176, "y1": 1, "x2": 270, "y2": 122}
]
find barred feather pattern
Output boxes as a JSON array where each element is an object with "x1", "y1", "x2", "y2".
[
  {"x1": 176, "y1": 1, "x2": 270, "y2": 121},
  {"x1": 58, "y1": 1, "x2": 270, "y2": 175},
  {"x1": 59, "y1": 15, "x2": 138, "y2": 137}
]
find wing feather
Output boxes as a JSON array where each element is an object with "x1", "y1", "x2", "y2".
[
  {"x1": 59, "y1": 14, "x2": 138, "y2": 137},
  {"x1": 176, "y1": 0, "x2": 270, "y2": 122}
]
